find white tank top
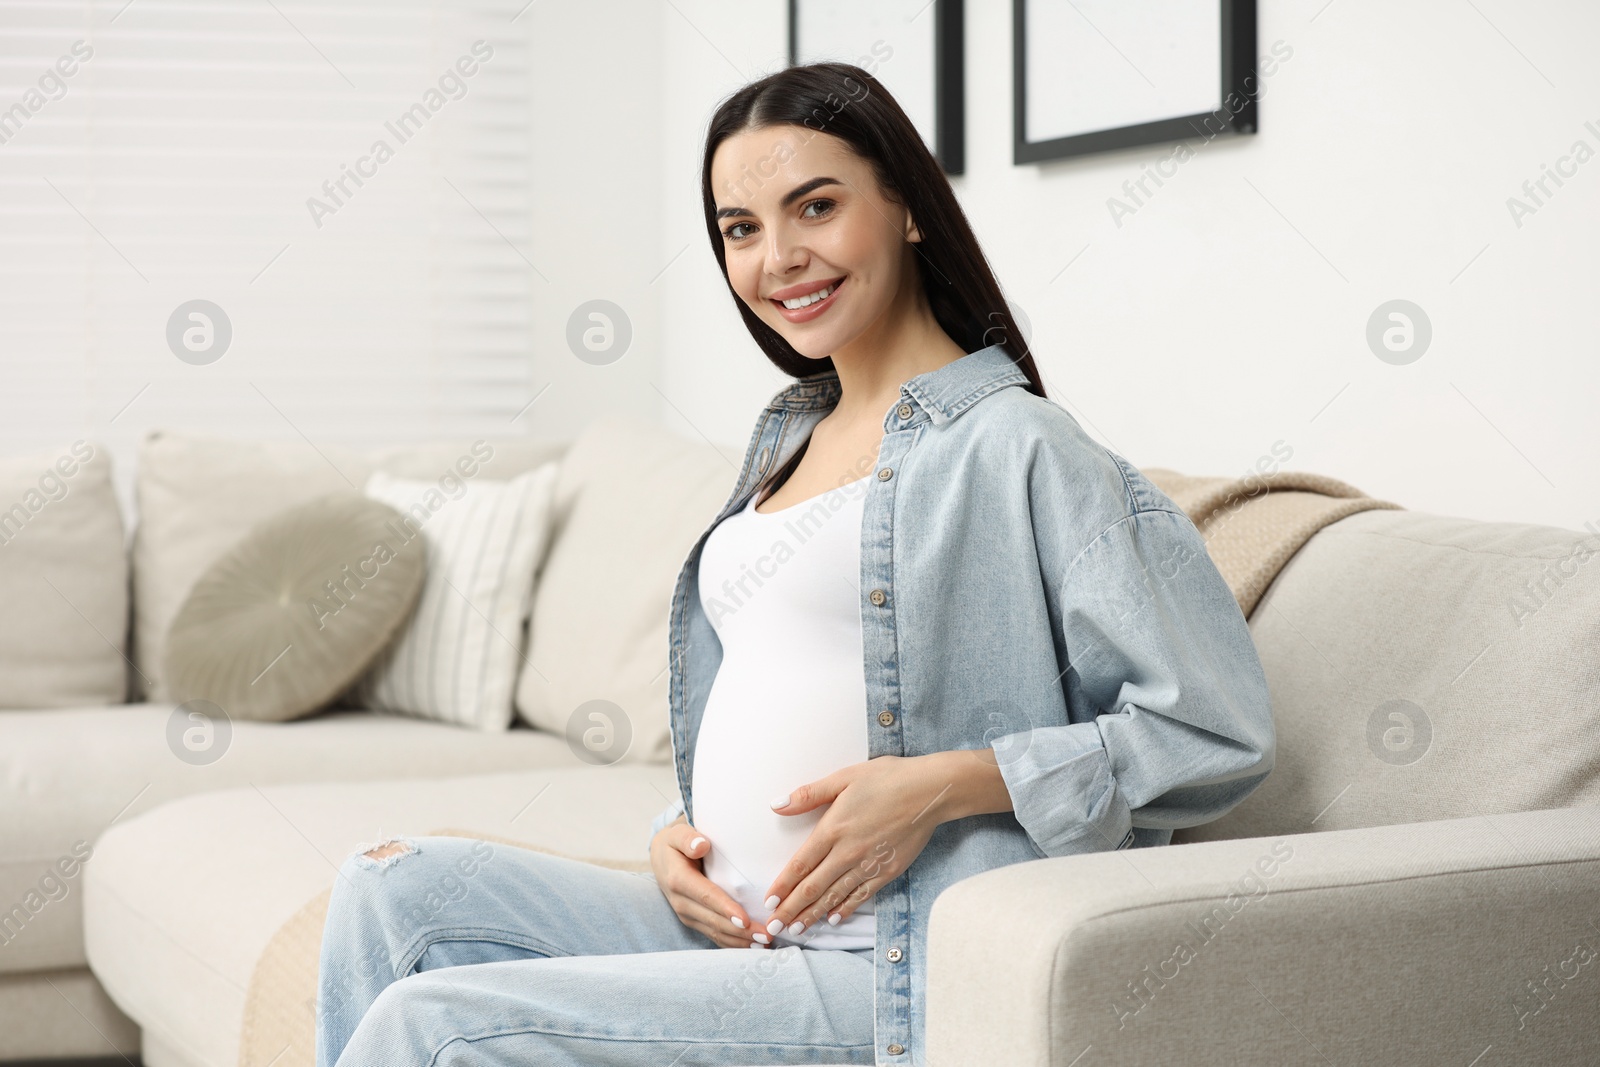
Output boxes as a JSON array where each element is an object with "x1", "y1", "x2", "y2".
[{"x1": 691, "y1": 473, "x2": 876, "y2": 949}]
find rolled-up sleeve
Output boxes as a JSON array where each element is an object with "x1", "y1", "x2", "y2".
[
  {"x1": 646, "y1": 795, "x2": 686, "y2": 857},
  {"x1": 990, "y1": 506, "x2": 1276, "y2": 858}
]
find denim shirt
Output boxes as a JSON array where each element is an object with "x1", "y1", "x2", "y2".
[{"x1": 648, "y1": 342, "x2": 1275, "y2": 1065}]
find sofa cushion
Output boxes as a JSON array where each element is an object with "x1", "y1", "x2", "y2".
[
  {"x1": 81, "y1": 765, "x2": 679, "y2": 1067},
  {"x1": 514, "y1": 416, "x2": 745, "y2": 762},
  {"x1": 165, "y1": 494, "x2": 427, "y2": 722},
  {"x1": 0, "y1": 703, "x2": 577, "y2": 976},
  {"x1": 1175, "y1": 508, "x2": 1600, "y2": 846},
  {"x1": 132, "y1": 432, "x2": 568, "y2": 704},
  {"x1": 344, "y1": 465, "x2": 560, "y2": 731},
  {"x1": 0, "y1": 440, "x2": 128, "y2": 708}
]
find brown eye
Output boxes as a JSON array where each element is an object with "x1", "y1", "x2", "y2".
[{"x1": 723, "y1": 222, "x2": 753, "y2": 240}]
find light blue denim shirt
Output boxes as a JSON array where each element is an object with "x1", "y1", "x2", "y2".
[{"x1": 648, "y1": 342, "x2": 1275, "y2": 1065}]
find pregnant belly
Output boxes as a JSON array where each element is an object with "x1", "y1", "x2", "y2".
[{"x1": 690, "y1": 666, "x2": 876, "y2": 949}]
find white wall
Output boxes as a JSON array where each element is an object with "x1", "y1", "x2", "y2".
[
  {"x1": 525, "y1": 0, "x2": 668, "y2": 440},
  {"x1": 652, "y1": 0, "x2": 1600, "y2": 532},
  {"x1": 6, "y1": 1, "x2": 1591, "y2": 534}
]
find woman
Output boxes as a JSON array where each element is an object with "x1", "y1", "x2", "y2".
[{"x1": 315, "y1": 61, "x2": 1274, "y2": 1067}]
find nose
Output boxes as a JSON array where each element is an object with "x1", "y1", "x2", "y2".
[{"x1": 762, "y1": 223, "x2": 808, "y2": 281}]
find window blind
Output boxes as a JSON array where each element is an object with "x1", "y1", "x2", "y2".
[{"x1": 0, "y1": 0, "x2": 534, "y2": 477}]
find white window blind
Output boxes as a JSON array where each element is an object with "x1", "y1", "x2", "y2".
[{"x1": 0, "y1": 0, "x2": 535, "y2": 489}]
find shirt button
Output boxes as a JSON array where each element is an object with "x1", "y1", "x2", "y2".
[
  {"x1": 896, "y1": 403, "x2": 912, "y2": 420},
  {"x1": 887, "y1": 1043, "x2": 905, "y2": 1055},
  {"x1": 876, "y1": 466, "x2": 892, "y2": 481},
  {"x1": 886, "y1": 946, "x2": 903, "y2": 962},
  {"x1": 877, "y1": 710, "x2": 895, "y2": 727},
  {"x1": 757, "y1": 446, "x2": 771, "y2": 472},
  {"x1": 869, "y1": 589, "x2": 886, "y2": 606}
]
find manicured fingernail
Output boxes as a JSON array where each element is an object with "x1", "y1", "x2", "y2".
[
  {"x1": 748, "y1": 941, "x2": 763, "y2": 949},
  {"x1": 769, "y1": 794, "x2": 790, "y2": 809},
  {"x1": 752, "y1": 932, "x2": 770, "y2": 944},
  {"x1": 766, "y1": 918, "x2": 783, "y2": 935},
  {"x1": 765, "y1": 894, "x2": 780, "y2": 909},
  {"x1": 730, "y1": 915, "x2": 744, "y2": 929},
  {"x1": 828, "y1": 913, "x2": 841, "y2": 925},
  {"x1": 788, "y1": 920, "x2": 805, "y2": 935},
  {"x1": 689, "y1": 836, "x2": 706, "y2": 850}
]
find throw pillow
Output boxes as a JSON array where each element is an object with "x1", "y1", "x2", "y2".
[
  {"x1": 130, "y1": 431, "x2": 568, "y2": 704},
  {"x1": 164, "y1": 493, "x2": 426, "y2": 722},
  {"x1": 343, "y1": 463, "x2": 559, "y2": 730}
]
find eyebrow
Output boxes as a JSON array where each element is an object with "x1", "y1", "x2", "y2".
[{"x1": 715, "y1": 176, "x2": 843, "y2": 221}]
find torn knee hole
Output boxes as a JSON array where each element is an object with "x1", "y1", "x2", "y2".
[
  {"x1": 350, "y1": 835, "x2": 419, "y2": 869},
  {"x1": 365, "y1": 842, "x2": 412, "y2": 860}
]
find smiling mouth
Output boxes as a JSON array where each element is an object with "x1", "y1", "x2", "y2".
[
  {"x1": 770, "y1": 277, "x2": 846, "y2": 321},
  {"x1": 773, "y1": 279, "x2": 839, "y2": 309}
]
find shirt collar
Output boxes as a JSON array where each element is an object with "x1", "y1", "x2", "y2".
[{"x1": 766, "y1": 343, "x2": 1031, "y2": 427}]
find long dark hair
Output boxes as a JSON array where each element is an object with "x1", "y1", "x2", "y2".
[{"x1": 699, "y1": 61, "x2": 1046, "y2": 399}]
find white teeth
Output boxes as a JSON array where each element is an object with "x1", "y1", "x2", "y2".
[{"x1": 780, "y1": 281, "x2": 837, "y2": 310}]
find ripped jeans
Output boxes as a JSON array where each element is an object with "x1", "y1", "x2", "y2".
[{"x1": 315, "y1": 834, "x2": 878, "y2": 1067}]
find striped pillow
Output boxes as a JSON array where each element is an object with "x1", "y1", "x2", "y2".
[{"x1": 343, "y1": 463, "x2": 559, "y2": 730}]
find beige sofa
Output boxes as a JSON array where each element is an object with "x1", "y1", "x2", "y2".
[
  {"x1": 4, "y1": 419, "x2": 1599, "y2": 1065},
  {"x1": 0, "y1": 418, "x2": 730, "y2": 1064}
]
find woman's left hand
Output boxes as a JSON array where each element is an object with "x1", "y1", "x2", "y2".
[{"x1": 761, "y1": 753, "x2": 953, "y2": 938}]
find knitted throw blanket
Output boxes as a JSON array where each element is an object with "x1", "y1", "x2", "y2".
[{"x1": 1139, "y1": 466, "x2": 1402, "y2": 618}]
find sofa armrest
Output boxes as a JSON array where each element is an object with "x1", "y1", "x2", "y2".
[{"x1": 926, "y1": 805, "x2": 1600, "y2": 1067}]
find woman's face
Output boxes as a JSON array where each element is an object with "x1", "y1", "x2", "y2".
[{"x1": 710, "y1": 125, "x2": 921, "y2": 361}]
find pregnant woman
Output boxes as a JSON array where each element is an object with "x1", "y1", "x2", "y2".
[{"x1": 316, "y1": 61, "x2": 1275, "y2": 1067}]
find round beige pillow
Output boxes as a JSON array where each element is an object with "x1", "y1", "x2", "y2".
[{"x1": 164, "y1": 492, "x2": 426, "y2": 722}]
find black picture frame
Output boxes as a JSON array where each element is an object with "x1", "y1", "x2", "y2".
[
  {"x1": 787, "y1": 0, "x2": 965, "y2": 176},
  {"x1": 1013, "y1": 0, "x2": 1256, "y2": 165}
]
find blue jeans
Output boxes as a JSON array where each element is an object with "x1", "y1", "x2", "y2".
[{"x1": 315, "y1": 834, "x2": 878, "y2": 1067}]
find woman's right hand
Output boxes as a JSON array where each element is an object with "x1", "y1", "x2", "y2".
[{"x1": 649, "y1": 814, "x2": 765, "y2": 949}]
